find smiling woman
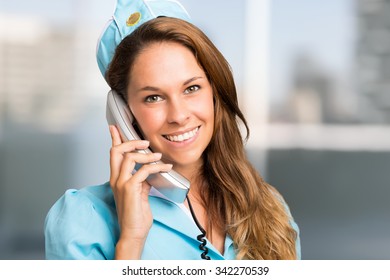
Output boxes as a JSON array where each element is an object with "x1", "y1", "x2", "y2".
[{"x1": 44, "y1": 0, "x2": 300, "y2": 260}]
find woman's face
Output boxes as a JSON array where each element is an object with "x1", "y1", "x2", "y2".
[{"x1": 127, "y1": 42, "x2": 214, "y2": 174}]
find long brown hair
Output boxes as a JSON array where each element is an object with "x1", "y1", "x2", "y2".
[{"x1": 107, "y1": 17, "x2": 297, "y2": 259}]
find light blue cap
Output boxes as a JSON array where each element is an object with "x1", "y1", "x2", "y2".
[{"x1": 96, "y1": 0, "x2": 191, "y2": 80}]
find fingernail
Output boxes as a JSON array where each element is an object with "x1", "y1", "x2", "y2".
[{"x1": 154, "y1": 152, "x2": 162, "y2": 158}]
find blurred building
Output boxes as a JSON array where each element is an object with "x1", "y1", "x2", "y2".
[
  {"x1": 0, "y1": 14, "x2": 109, "y2": 259},
  {"x1": 289, "y1": 54, "x2": 336, "y2": 123},
  {"x1": 0, "y1": 15, "x2": 104, "y2": 133},
  {"x1": 356, "y1": 0, "x2": 390, "y2": 123},
  {"x1": 264, "y1": 0, "x2": 390, "y2": 259},
  {"x1": 273, "y1": 53, "x2": 358, "y2": 124}
]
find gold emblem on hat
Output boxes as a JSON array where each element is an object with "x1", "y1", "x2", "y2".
[{"x1": 126, "y1": 12, "x2": 141, "y2": 26}]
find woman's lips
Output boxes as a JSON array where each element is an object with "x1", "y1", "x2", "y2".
[{"x1": 163, "y1": 126, "x2": 200, "y2": 142}]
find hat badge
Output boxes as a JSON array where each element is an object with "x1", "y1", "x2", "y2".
[{"x1": 126, "y1": 12, "x2": 141, "y2": 26}]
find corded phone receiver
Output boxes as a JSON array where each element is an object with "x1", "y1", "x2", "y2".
[{"x1": 106, "y1": 90, "x2": 190, "y2": 203}]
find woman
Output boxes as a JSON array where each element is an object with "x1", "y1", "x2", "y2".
[{"x1": 45, "y1": 4, "x2": 300, "y2": 260}]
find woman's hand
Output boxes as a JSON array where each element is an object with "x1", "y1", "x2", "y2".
[{"x1": 109, "y1": 125, "x2": 172, "y2": 259}]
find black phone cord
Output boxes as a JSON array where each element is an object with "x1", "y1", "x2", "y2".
[{"x1": 186, "y1": 195, "x2": 211, "y2": 260}]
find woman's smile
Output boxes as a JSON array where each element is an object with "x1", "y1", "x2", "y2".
[{"x1": 163, "y1": 126, "x2": 200, "y2": 142}]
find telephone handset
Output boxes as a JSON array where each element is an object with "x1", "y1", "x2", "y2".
[{"x1": 106, "y1": 90, "x2": 190, "y2": 203}]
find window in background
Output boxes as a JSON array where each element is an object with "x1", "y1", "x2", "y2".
[{"x1": 267, "y1": 0, "x2": 390, "y2": 259}]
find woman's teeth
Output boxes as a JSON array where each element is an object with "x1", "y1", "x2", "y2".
[{"x1": 165, "y1": 127, "x2": 199, "y2": 142}]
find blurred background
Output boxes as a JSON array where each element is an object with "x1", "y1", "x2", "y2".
[{"x1": 1, "y1": 0, "x2": 390, "y2": 259}]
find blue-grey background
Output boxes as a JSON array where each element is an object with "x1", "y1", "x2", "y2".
[{"x1": 1, "y1": 0, "x2": 390, "y2": 259}]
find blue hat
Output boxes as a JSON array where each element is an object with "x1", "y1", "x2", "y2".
[{"x1": 96, "y1": 0, "x2": 191, "y2": 80}]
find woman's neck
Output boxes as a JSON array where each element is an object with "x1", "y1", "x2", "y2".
[{"x1": 173, "y1": 161, "x2": 203, "y2": 189}]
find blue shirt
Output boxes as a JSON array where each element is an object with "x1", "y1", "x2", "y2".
[{"x1": 44, "y1": 182, "x2": 301, "y2": 260}]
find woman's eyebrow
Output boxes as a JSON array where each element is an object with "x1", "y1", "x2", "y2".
[
  {"x1": 137, "y1": 76, "x2": 205, "y2": 92},
  {"x1": 183, "y1": 76, "x2": 204, "y2": 86},
  {"x1": 139, "y1": 86, "x2": 160, "y2": 92}
]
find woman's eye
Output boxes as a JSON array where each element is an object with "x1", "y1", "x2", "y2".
[
  {"x1": 145, "y1": 95, "x2": 163, "y2": 103},
  {"x1": 184, "y1": 85, "x2": 200, "y2": 94}
]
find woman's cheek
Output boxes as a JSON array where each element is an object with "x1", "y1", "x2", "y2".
[{"x1": 137, "y1": 109, "x2": 166, "y2": 137}]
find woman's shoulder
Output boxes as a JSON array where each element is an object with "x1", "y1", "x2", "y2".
[
  {"x1": 47, "y1": 182, "x2": 116, "y2": 219},
  {"x1": 69, "y1": 181, "x2": 115, "y2": 203},
  {"x1": 44, "y1": 182, "x2": 118, "y2": 259}
]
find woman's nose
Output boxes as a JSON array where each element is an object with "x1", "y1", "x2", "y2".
[{"x1": 166, "y1": 98, "x2": 190, "y2": 125}]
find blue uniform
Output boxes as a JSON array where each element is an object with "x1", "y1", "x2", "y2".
[{"x1": 44, "y1": 182, "x2": 301, "y2": 260}]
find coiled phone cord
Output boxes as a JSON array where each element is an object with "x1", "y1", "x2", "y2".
[{"x1": 186, "y1": 195, "x2": 211, "y2": 260}]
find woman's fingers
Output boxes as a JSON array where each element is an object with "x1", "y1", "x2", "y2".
[
  {"x1": 109, "y1": 125, "x2": 122, "y2": 146},
  {"x1": 109, "y1": 125, "x2": 123, "y2": 185},
  {"x1": 131, "y1": 162, "x2": 173, "y2": 184},
  {"x1": 110, "y1": 125, "x2": 150, "y2": 151},
  {"x1": 115, "y1": 152, "x2": 163, "y2": 187},
  {"x1": 109, "y1": 125, "x2": 150, "y2": 186}
]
